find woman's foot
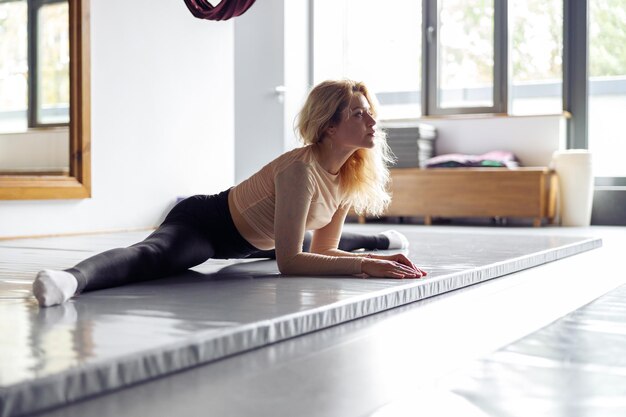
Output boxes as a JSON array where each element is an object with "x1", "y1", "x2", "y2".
[
  {"x1": 381, "y1": 230, "x2": 410, "y2": 250},
  {"x1": 33, "y1": 270, "x2": 78, "y2": 307}
]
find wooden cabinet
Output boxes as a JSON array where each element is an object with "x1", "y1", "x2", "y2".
[{"x1": 375, "y1": 168, "x2": 556, "y2": 226}]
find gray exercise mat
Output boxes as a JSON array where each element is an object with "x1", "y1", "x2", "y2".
[{"x1": 0, "y1": 229, "x2": 601, "y2": 417}]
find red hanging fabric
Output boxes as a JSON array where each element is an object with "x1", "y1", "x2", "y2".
[{"x1": 184, "y1": 0, "x2": 257, "y2": 21}]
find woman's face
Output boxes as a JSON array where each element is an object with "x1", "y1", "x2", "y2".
[{"x1": 330, "y1": 93, "x2": 377, "y2": 151}]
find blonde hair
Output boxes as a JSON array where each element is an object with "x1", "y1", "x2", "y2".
[{"x1": 297, "y1": 80, "x2": 394, "y2": 217}]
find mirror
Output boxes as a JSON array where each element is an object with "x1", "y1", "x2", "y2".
[{"x1": 0, "y1": 0, "x2": 90, "y2": 200}]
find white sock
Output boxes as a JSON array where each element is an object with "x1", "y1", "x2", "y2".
[
  {"x1": 33, "y1": 270, "x2": 78, "y2": 307},
  {"x1": 381, "y1": 230, "x2": 410, "y2": 249}
]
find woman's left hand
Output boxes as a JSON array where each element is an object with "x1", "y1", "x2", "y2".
[{"x1": 367, "y1": 253, "x2": 427, "y2": 278}]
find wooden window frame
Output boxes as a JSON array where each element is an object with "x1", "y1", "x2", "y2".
[{"x1": 0, "y1": 0, "x2": 90, "y2": 200}]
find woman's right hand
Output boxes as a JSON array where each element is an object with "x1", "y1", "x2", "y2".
[{"x1": 360, "y1": 256, "x2": 425, "y2": 279}]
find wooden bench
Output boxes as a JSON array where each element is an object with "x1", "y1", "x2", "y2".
[{"x1": 360, "y1": 167, "x2": 557, "y2": 227}]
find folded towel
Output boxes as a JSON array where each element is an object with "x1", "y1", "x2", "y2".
[{"x1": 424, "y1": 150, "x2": 520, "y2": 168}]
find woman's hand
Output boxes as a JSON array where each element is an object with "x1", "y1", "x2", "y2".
[{"x1": 361, "y1": 253, "x2": 427, "y2": 279}]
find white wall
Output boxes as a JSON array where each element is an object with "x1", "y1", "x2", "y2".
[
  {"x1": 283, "y1": 0, "x2": 311, "y2": 151},
  {"x1": 234, "y1": 0, "x2": 310, "y2": 183},
  {"x1": 0, "y1": 0, "x2": 235, "y2": 237},
  {"x1": 234, "y1": 0, "x2": 285, "y2": 183}
]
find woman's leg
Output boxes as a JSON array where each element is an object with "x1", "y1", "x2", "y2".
[
  {"x1": 337, "y1": 230, "x2": 408, "y2": 251},
  {"x1": 69, "y1": 223, "x2": 216, "y2": 293},
  {"x1": 336, "y1": 231, "x2": 390, "y2": 252},
  {"x1": 246, "y1": 229, "x2": 408, "y2": 259},
  {"x1": 245, "y1": 231, "x2": 313, "y2": 259},
  {"x1": 34, "y1": 222, "x2": 216, "y2": 306},
  {"x1": 33, "y1": 190, "x2": 255, "y2": 307}
]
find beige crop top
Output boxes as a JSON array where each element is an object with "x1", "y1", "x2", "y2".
[{"x1": 229, "y1": 145, "x2": 364, "y2": 276}]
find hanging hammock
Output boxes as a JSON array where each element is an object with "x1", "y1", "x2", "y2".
[{"x1": 183, "y1": 0, "x2": 257, "y2": 21}]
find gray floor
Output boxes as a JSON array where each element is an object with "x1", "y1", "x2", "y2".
[
  {"x1": 0, "y1": 225, "x2": 624, "y2": 417},
  {"x1": 441, "y1": 282, "x2": 626, "y2": 417}
]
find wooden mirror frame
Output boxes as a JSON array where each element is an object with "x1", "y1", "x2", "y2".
[{"x1": 0, "y1": 0, "x2": 91, "y2": 200}]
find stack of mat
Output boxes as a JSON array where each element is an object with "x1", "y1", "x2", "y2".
[{"x1": 385, "y1": 123, "x2": 437, "y2": 168}]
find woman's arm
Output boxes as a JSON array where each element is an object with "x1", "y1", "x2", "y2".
[
  {"x1": 273, "y1": 163, "x2": 362, "y2": 276},
  {"x1": 311, "y1": 205, "x2": 426, "y2": 278},
  {"x1": 361, "y1": 253, "x2": 427, "y2": 278},
  {"x1": 308, "y1": 205, "x2": 352, "y2": 257},
  {"x1": 274, "y1": 163, "x2": 424, "y2": 279}
]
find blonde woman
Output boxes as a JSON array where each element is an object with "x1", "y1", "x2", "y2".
[{"x1": 34, "y1": 80, "x2": 427, "y2": 307}]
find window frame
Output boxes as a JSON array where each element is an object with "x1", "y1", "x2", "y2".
[
  {"x1": 423, "y1": 0, "x2": 508, "y2": 116},
  {"x1": 563, "y1": 0, "x2": 587, "y2": 149},
  {"x1": 0, "y1": 0, "x2": 90, "y2": 200},
  {"x1": 28, "y1": 0, "x2": 69, "y2": 128},
  {"x1": 0, "y1": 0, "x2": 69, "y2": 130}
]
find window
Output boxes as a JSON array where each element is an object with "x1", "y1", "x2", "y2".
[
  {"x1": 509, "y1": 0, "x2": 562, "y2": 115},
  {"x1": 588, "y1": 0, "x2": 626, "y2": 177},
  {"x1": 0, "y1": 0, "x2": 28, "y2": 132},
  {"x1": 313, "y1": 0, "x2": 422, "y2": 120},
  {"x1": 0, "y1": 0, "x2": 69, "y2": 133},
  {"x1": 425, "y1": 0, "x2": 504, "y2": 114},
  {"x1": 313, "y1": 0, "x2": 564, "y2": 119}
]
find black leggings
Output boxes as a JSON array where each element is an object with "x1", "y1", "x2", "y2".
[
  {"x1": 246, "y1": 231, "x2": 388, "y2": 259},
  {"x1": 66, "y1": 190, "x2": 390, "y2": 294}
]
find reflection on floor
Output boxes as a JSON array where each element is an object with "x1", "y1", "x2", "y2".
[
  {"x1": 446, "y1": 282, "x2": 626, "y2": 417},
  {"x1": 0, "y1": 225, "x2": 616, "y2": 417}
]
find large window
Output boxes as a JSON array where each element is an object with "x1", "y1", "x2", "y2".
[
  {"x1": 509, "y1": 0, "x2": 562, "y2": 115},
  {"x1": 0, "y1": 0, "x2": 69, "y2": 133},
  {"x1": 313, "y1": 0, "x2": 624, "y2": 224},
  {"x1": 313, "y1": 0, "x2": 563, "y2": 119},
  {"x1": 588, "y1": 0, "x2": 626, "y2": 177},
  {"x1": 425, "y1": 0, "x2": 505, "y2": 114},
  {"x1": 313, "y1": 0, "x2": 422, "y2": 120}
]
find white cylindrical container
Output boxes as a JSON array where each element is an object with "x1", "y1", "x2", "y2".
[{"x1": 551, "y1": 150, "x2": 594, "y2": 226}]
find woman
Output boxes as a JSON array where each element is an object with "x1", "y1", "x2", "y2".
[{"x1": 33, "y1": 80, "x2": 427, "y2": 308}]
